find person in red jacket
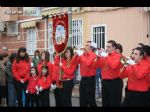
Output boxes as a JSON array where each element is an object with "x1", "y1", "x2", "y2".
[
  {"x1": 54, "y1": 46, "x2": 77, "y2": 106},
  {"x1": 96, "y1": 40, "x2": 123, "y2": 107},
  {"x1": 25, "y1": 67, "x2": 40, "y2": 107},
  {"x1": 37, "y1": 50, "x2": 53, "y2": 106},
  {"x1": 142, "y1": 45, "x2": 150, "y2": 106},
  {"x1": 51, "y1": 52, "x2": 62, "y2": 107},
  {"x1": 72, "y1": 41, "x2": 98, "y2": 107},
  {"x1": 120, "y1": 47, "x2": 150, "y2": 106},
  {"x1": 37, "y1": 65, "x2": 51, "y2": 107},
  {"x1": 12, "y1": 47, "x2": 30, "y2": 107}
]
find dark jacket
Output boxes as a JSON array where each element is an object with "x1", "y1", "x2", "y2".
[{"x1": 6, "y1": 61, "x2": 14, "y2": 83}]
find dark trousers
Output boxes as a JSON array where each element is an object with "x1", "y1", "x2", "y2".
[
  {"x1": 122, "y1": 90, "x2": 148, "y2": 106},
  {"x1": 60, "y1": 79, "x2": 74, "y2": 107},
  {"x1": 79, "y1": 76, "x2": 97, "y2": 107},
  {"x1": 53, "y1": 88, "x2": 62, "y2": 107},
  {"x1": 25, "y1": 93, "x2": 39, "y2": 107},
  {"x1": 39, "y1": 89, "x2": 50, "y2": 107},
  {"x1": 102, "y1": 78, "x2": 123, "y2": 107},
  {"x1": 14, "y1": 80, "x2": 28, "y2": 107},
  {"x1": 146, "y1": 89, "x2": 150, "y2": 106}
]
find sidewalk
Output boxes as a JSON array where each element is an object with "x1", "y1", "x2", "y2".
[{"x1": 50, "y1": 84, "x2": 102, "y2": 103}]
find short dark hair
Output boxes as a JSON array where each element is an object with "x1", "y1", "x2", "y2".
[
  {"x1": 143, "y1": 45, "x2": 150, "y2": 56},
  {"x1": 107, "y1": 40, "x2": 117, "y2": 49},
  {"x1": 138, "y1": 43, "x2": 144, "y2": 48},
  {"x1": 3, "y1": 53, "x2": 9, "y2": 58},
  {"x1": 134, "y1": 47, "x2": 144, "y2": 56},
  {"x1": 86, "y1": 41, "x2": 92, "y2": 43},
  {"x1": 116, "y1": 43, "x2": 123, "y2": 53}
]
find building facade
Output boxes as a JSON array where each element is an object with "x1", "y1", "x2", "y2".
[{"x1": 0, "y1": 7, "x2": 150, "y2": 60}]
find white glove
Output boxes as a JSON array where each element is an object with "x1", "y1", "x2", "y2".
[
  {"x1": 126, "y1": 59, "x2": 136, "y2": 65},
  {"x1": 36, "y1": 91, "x2": 39, "y2": 95},
  {"x1": 26, "y1": 90, "x2": 29, "y2": 93},
  {"x1": 100, "y1": 52, "x2": 108, "y2": 57},
  {"x1": 76, "y1": 50, "x2": 83, "y2": 56},
  {"x1": 39, "y1": 86, "x2": 43, "y2": 92},
  {"x1": 20, "y1": 80, "x2": 24, "y2": 84},
  {"x1": 35, "y1": 86, "x2": 39, "y2": 91},
  {"x1": 95, "y1": 50, "x2": 99, "y2": 56},
  {"x1": 31, "y1": 62, "x2": 34, "y2": 67},
  {"x1": 51, "y1": 84, "x2": 57, "y2": 90}
]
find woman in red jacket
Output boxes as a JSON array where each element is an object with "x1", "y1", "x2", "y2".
[
  {"x1": 120, "y1": 47, "x2": 150, "y2": 106},
  {"x1": 12, "y1": 47, "x2": 30, "y2": 107},
  {"x1": 25, "y1": 67, "x2": 40, "y2": 107},
  {"x1": 37, "y1": 65, "x2": 51, "y2": 107},
  {"x1": 37, "y1": 50, "x2": 53, "y2": 106},
  {"x1": 54, "y1": 46, "x2": 77, "y2": 106}
]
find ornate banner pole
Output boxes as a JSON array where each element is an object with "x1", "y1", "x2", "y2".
[{"x1": 52, "y1": 12, "x2": 69, "y2": 88}]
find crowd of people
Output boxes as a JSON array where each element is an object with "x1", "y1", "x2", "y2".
[{"x1": 0, "y1": 40, "x2": 150, "y2": 107}]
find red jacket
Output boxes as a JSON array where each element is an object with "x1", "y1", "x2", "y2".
[
  {"x1": 38, "y1": 75, "x2": 51, "y2": 90},
  {"x1": 143, "y1": 57, "x2": 150, "y2": 87},
  {"x1": 72, "y1": 51, "x2": 97, "y2": 77},
  {"x1": 54, "y1": 56, "x2": 77, "y2": 80},
  {"x1": 51, "y1": 64, "x2": 59, "y2": 83},
  {"x1": 27, "y1": 75, "x2": 39, "y2": 94},
  {"x1": 37, "y1": 61, "x2": 53, "y2": 89},
  {"x1": 120, "y1": 59, "x2": 150, "y2": 92},
  {"x1": 12, "y1": 60, "x2": 30, "y2": 82},
  {"x1": 97, "y1": 51, "x2": 123, "y2": 80},
  {"x1": 37, "y1": 61, "x2": 53, "y2": 80}
]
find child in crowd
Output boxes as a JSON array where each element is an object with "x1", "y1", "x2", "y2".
[
  {"x1": 37, "y1": 65, "x2": 51, "y2": 107},
  {"x1": 25, "y1": 67, "x2": 40, "y2": 107}
]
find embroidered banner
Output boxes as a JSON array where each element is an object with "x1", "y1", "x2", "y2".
[{"x1": 52, "y1": 13, "x2": 69, "y2": 54}]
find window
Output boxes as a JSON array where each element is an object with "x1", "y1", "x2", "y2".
[
  {"x1": 7, "y1": 22, "x2": 18, "y2": 36},
  {"x1": 91, "y1": 25, "x2": 106, "y2": 49},
  {"x1": 72, "y1": 19, "x2": 83, "y2": 48},
  {"x1": 27, "y1": 29, "x2": 36, "y2": 55},
  {"x1": 23, "y1": 7, "x2": 41, "y2": 16}
]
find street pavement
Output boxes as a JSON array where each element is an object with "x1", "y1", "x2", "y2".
[{"x1": 50, "y1": 84, "x2": 102, "y2": 107}]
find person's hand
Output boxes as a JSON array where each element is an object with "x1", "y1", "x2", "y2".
[
  {"x1": 76, "y1": 49, "x2": 83, "y2": 56},
  {"x1": 59, "y1": 62, "x2": 63, "y2": 67},
  {"x1": 35, "y1": 86, "x2": 39, "y2": 91},
  {"x1": 26, "y1": 90, "x2": 28, "y2": 93},
  {"x1": 39, "y1": 86, "x2": 43, "y2": 92},
  {"x1": 126, "y1": 58, "x2": 136, "y2": 65},
  {"x1": 51, "y1": 84, "x2": 57, "y2": 90},
  {"x1": 36, "y1": 91, "x2": 39, "y2": 95},
  {"x1": 20, "y1": 80, "x2": 24, "y2": 84},
  {"x1": 97, "y1": 50, "x2": 108, "y2": 57}
]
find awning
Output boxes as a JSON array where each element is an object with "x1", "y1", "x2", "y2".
[{"x1": 20, "y1": 21, "x2": 36, "y2": 28}]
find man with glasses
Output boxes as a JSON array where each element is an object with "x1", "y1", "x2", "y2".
[{"x1": 96, "y1": 40, "x2": 123, "y2": 106}]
